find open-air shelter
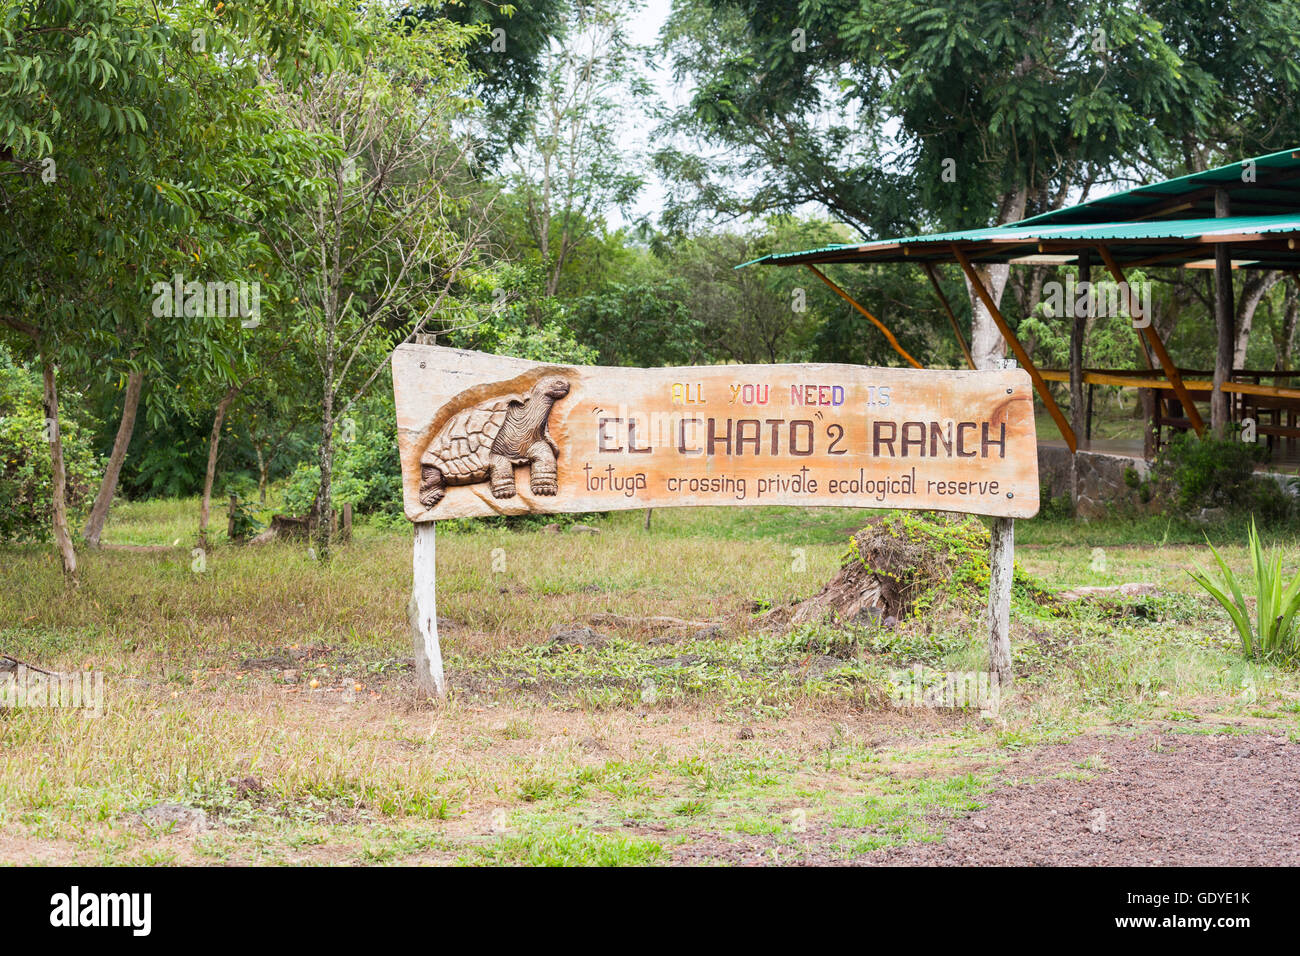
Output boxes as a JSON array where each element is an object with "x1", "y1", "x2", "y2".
[{"x1": 739, "y1": 148, "x2": 1300, "y2": 465}]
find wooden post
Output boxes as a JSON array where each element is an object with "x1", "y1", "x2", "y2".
[
  {"x1": 922, "y1": 262, "x2": 975, "y2": 369},
  {"x1": 805, "y1": 264, "x2": 924, "y2": 369},
  {"x1": 228, "y1": 493, "x2": 238, "y2": 540},
  {"x1": 643, "y1": 508, "x2": 653, "y2": 531},
  {"x1": 987, "y1": 516, "x2": 1014, "y2": 690},
  {"x1": 1086, "y1": 384, "x2": 1094, "y2": 442},
  {"x1": 1143, "y1": 388, "x2": 1156, "y2": 459},
  {"x1": 1070, "y1": 252, "x2": 1090, "y2": 508},
  {"x1": 1070, "y1": 252, "x2": 1089, "y2": 447},
  {"x1": 1097, "y1": 245, "x2": 1205, "y2": 436},
  {"x1": 341, "y1": 502, "x2": 353, "y2": 542},
  {"x1": 1212, "y1": 189, "x2": 1235, "y2": 435},
  {"x1": 985, "y1": 351, "x2": 1018, "y2": 691},
  {"x1": 410, "y1": 521, "x2": 445, "y2": 698}
]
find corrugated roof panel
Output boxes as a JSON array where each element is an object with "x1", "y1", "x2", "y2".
[
  {"x1": 738, "y1": 147, "x2": 1300, "y2": 269},
  {"x1": 737, "y1": 215, "x2": 1300, "y2": 268},
  {"x1": 1014, "y1": 148, "x2": 1300, "y2": 226}
]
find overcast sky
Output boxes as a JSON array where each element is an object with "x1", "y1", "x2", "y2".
[{"x1": 614, "y1": 0, "x2": 682, "y2": 230}]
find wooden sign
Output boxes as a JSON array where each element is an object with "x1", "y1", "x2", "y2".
[{"x1": 392, "y1": 345, "x2": 1040, "y2": 522}]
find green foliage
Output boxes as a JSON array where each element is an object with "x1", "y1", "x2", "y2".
[
  {"x1": 0, "y1": 355, "x2": 99, "y2": 541},
  {"x1": 1188, "y1": 519, "x2": 1300, "y2": 661},
  {"x1": 280, "y1": 462, "x2": 324, "y2": 519},
  {"x1": 847, "y1": 512, "x2": 1054, "y2": 621},
  {"x1": 1038, "y1": 480, "x2": 1074, "y2": 520},
  {"x1": 410, "y1": 0, "x2": 569, "y2": 163},
  {"x1": 466, "y1": 828, "x2": 663, "y2": 867},
  {"x1": 448, "y1": 266, "x2": 597, "y2": 364},
  {"x1": 847, "y1": 513, "x2": 984, "y2": 619},
  {"x1": 665, "y1": 218, "x2": 878, "y2": 366},
  {"x1": 1151, "y1": 432, "x2": 1290, "y2": 521},
  {"x1": 281, "y1": 403, "x2": 403, "y2": 524},
  {"x1": 0, "y1": 0, "x2": 362, "y2": 364},
  {"x1": 568, "y1": 279, "x2": 701, "y2": 366},
  {"x1": 1023, "y1": 272, "x2": 1153, "y2": 376},
  {"x1": 657, "y1": 0, "x2": 1226, "y2": 234},
  {"x1": 225, "y1": 496, "x2": 264, "y2": 543},
  {"x1": 654, "y1": 0, "x2": 1300, "y2": 385},
  {"x1": 493, "y1": 0, "x2": 646, "y2": 306},
  {"x1": 117, "y1": 405, "x2": 211, "y2": 500}
]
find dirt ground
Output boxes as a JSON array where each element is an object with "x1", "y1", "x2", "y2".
[
  {"x1": 869, "y1": 731, "x2": 1300, "y2": 867},
  {"x1": 664, "y1": 729, "x2": 1300, "y2": 866}
]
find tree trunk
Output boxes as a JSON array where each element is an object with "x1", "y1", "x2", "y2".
[
  {"x1": 1141, "y1": 388, "x2": 1156, "y2": 459},
  {"x1": 198, "y1": 387, "x2": 238, "y2": 547},
  {"x1": 964, "y1": 187, "x2": 1028, "y2": 369},
  {"x1": 83, "y1": 368, "x2": 144, "y2": 547},
  {"x1": 1233, "y1": 271, "x2": 1282, "y2": 370},
  {"x1": 968, "y1": 230, "x2": 1022, "y2": 687},
  {"x1": 1070, "y1": 253, "x2": 1089, "y2": 446},
  {"x1": 41, "y1": 353, "x2": 77, "y2": 578},
  {"x1": 256, "y1": 445, "x2": 269, "y2": 505},
  {"x1": 1212, "y1": 190, "x2": 1235, "y2": 436},
  {"x1": 410, "y1": 521, "x2": 445, "y2": 697},
  {"x1": 315, "y1": 367, "x2": 335, "y2": 561},
  {"x1": 1278, "y1": 280, "x2": 1299, "y2": 372},
  {"x1": 966, "y1": 263, "x2": 1013, "y2": 369}
]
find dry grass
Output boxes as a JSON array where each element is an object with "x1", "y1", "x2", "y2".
[{"x1": 2, "y1": 499, "x2": 1298, "y2": 865}]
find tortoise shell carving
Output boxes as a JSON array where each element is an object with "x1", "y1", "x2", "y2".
[{"x1": 418, "y1": 375, "x2": 570, "y2": 508}]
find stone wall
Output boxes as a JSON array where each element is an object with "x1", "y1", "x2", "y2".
[
  {"x1": 1037, "y1": 445, "x2": 1153, "y2": 519},
  {"x1": 1037, "y1": 444, "x2": 1297, "y2": 520}
]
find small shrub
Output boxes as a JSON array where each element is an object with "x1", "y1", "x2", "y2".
[
  {"x1": 1151, "y1": 432, "x2": 1289, "y2": 520},
  {"x1": 280, "y1": 414, "x2": 403, "y2": 522},
  {"x1": 1038, "y1": 479, "x2": 1073, "y2": 520},
  {"x1": 799, "y1": 512, "x2": 1055, "y2": 627},
  {"x1": 226, "y1": 496, "x2": 264, "y2": 542}
]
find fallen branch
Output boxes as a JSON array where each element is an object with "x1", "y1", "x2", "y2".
[
  {"x1": 1060, "y1": 583, "x2": 1158, "y2": 601},
  {"x1": 1, "y1": 654, "x2": 56, "y2": 676}
]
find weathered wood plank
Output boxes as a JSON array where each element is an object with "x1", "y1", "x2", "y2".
[
  {"x1": 392, "y1": 345, "x2": 1041, "y2": 521},
  {"x1": 410, "y1": 521, "x2": 444, "y2": 698},
  {"x1": 987, "y1": 516, "x2": 1014, "y2": 691}
]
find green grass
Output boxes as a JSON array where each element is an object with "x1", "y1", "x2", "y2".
[
  {"x1": 2, "y1": 495, "x2": 1299, "y2": 865},
  {"x1": 462, "y1": 828, "x2": 664, "y2": 866}
]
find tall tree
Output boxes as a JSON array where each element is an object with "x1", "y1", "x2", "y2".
[
  {"x1": 656, "y1": 1, "x2": 1214, "y2": 369},
  {"x1": 1141, "y1": 0, "x2": 1300, "y2": 428},
  {"x1": 506, "y1": 0, "x2": 646, "y2": 298},
  {"x1": 263, "y1": 9, "x2": 490, "y2": 559},
  {"x1": 0, "y1": 0, "x2": 358, "y2": 569},
  {"x1": 407, "y1": 0, "x2": 570, "y2": 164}
]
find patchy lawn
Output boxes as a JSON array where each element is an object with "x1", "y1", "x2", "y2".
[{"x1": 1, "y1": 501, "x2": 1298, "y2": 865}]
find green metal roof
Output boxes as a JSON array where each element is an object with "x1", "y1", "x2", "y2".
[
  {"x1": 738, "y1": 213, "x2": 1300, "y2": 269},
  {"x1": 1015, "y1": 147, "x2": 1300, "y2": 227},
  {"x1": 739, "y1": 147, "x2": 1300, "y2": 271}
]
